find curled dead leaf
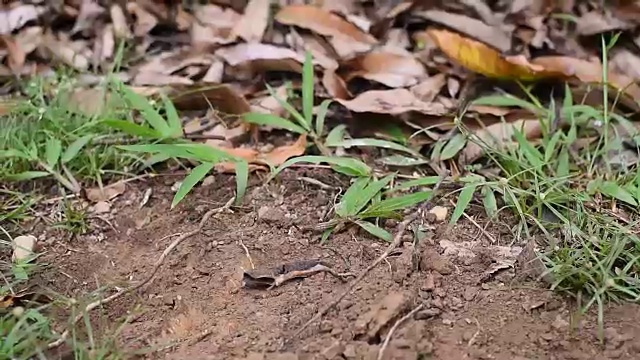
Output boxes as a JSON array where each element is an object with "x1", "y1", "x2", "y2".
[
  {"x1": 230, "y1": 0, "x2": 270, "y2": 42},
  {"x1": 214, "y1": 135, "x2": 307, "y2": 173},
  {"x1": 86, "y1": 181, "x2": 126, "y2": 202},
  {"x1": 275, "y1": 5, "x2": 378, "y2": 45},
  {"x1": 343, "y1": 51, "x2": 426, "y2": 88},
  {"x1": 217, "y1": 43, "x2": 307, "y2": 73},
  {"x1": 336, "y1": 88, "x2": 449, "y2": 116}
]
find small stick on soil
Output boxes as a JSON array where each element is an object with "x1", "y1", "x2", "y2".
[
  {"x1": 292, "y1": 180, "x2": 444, "y2": 339},
  {"x1": 239, "y1": 239, "x2": 255, "y2": 270},
  {"x1": 377, "y1": 303, "x2": 425, "y2": 360},
  {"x1": 47, "y1": 197, "x2": 235, "y2": 349}
]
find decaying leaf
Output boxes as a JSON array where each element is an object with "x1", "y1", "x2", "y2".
[
  {"x1": 423, "y1": 28, "x2": 561, "y2": 81},
  {"x1": 343, "y1": 51, "x2": 427, "y2": 88},
  {"x1": 275, "y1": 5, "x2": 378, "y2": 46},
  {"x1": 217, "y1": 43, "x2": 306, "y2": 73},
  {"x1": 410, "y1": 73, "x2": 447, "y2": 103},
  {"x1": 230, "y1": 0, "x2": 270, "y2": 43},
  {"x1": 336, "y1": 88, "x2": 449, "y2": 116},
  {"x1": 0, "y1": 5, "x2": 41, "y2": 34},
  {"x1": 214, "y1": 134, "x2": 308, "y2": 173},
  {"x1": 86, "y1": 181, "x2": 126, "y2": 202}
]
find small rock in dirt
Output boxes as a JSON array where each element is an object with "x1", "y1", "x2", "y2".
[
  {"x1": 322, "y1": 340, "x2": 345, "y2": 359},
  {"x1": 420, "y1": 248, "x2": 453, "y2": 275},
  {"x1": 91, "y1": 201, "x2": 111, "y2": 214},
  {"x1": 319, "y1": 320, "x2": 333, "y2": 333},
  {"x1": 343, "y1": 344, "x2": 357, "y2": 359},
  {"x1": 428, "y1": 206, "x2": 448, "y2": 222},
  {"x1": 12, "y1": 235, "x2": 37, "y2": 263},
  {"x1": 244, "y1": 353, "x2": 265, "y2": 360},
  {"x1": 604, "y1": 327, "x2": 626, "y2": 349},
  {"x1": 551, "y1": 314, "x2": 569, "y2": 330},
  {"x1": 463, "y1": 287, "x2": 478, "y2": 301},
  {"x1": 422, "y1": 273, "x2": 436, "y2": 291},
  {"x1": 257, "y1": 206, "x2": 287, "y2": 224},
  {"x1": 462, "y1": 329, "x2": 475, "y2": 342},
  {"x1": 539, "y1": 332, "x2": 554, "y2": 341},
  {"x1": 415, "y1": 308, "x2": 441, "y2": 319},
  {"x1": 354, "y1": 292, "x2": 411, "y2": 340},
  {"x1": 201, "y1": 175, "x2": 216, "y2": 187}
]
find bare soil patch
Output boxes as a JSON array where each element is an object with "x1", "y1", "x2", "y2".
[{"x1": 35, "y1": 169, "x2": 640, "y2": 360}]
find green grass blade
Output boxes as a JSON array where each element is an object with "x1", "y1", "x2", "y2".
[
  {"x1": 378, "y1": 155, "x2": 430, "y2": 167},
  {"x1": 171, "y1": 162, "x2": 214, "y2": 208},
  {"x1": 354, "y1": 220, "x2": 393, "y2": 242},
  {"x1": 302, "y1": 51, "x2": 315, "y2": 131},
  {"x1": 450, "y1": 183, "x2": 478, "y2": 224},
  {"x1": 482, "y1": 185, "x2": 497, "y2": 218},
  {"x1": 45, "y1": 138, "x2": 62, "y2": 168},
  {"x1": 326, "y1": 138, "x2": 423, "y2": 158},
  {"x1": 103, "y1": 119, "x2": 161, "y2": 138},
  {"x1": 5, "y1": 171, "x2": 50, "y2": 181},
  {"x1": 161, "y1": 93, "x2": 183, "y2": 138},
  {"x1": 472, "y1": 94, "x2": 541, "y2": 113},
  {"x1": 61, "y1": 135, "x2": 94, "y2": 164},
  {"x1": 244, "y1": 112, "x2": 307, "y2": 134},
  {"x1": 315, "y1": 99, "x2": 332, "y2": 137},
  {"x1": 234, "y1": 160, "x2": 249, "y2": 206},
  {"x1": 121, "y1": 86, "x2": 171, "y2": 137},
  {"x1": 325, "y1": 124, "x2": 347, "y2": 144},
  {"x1": 600, "y1": 181, "x2": 638, "y2": 206},
  {"x1": 361, "y1": 190, "x2": 433, "y2": 218},
  {"x1": 265, "y1": 83, "x2": 308, "y2": 131},
  {"x1": 337, "y1": 174, "x2": 394, "y2": 217},
  {"x1": 268, "y1": 155, "x2": 371, "y2": 181},
  {"x1": 391, "y1": 176, "x2": 442, "y2": 192},
  {"x1": 439, "y1": 133, "x2": 466, "y2": 161}
]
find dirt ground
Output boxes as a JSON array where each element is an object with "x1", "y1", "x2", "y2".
[{"x1": 33, "y1": 168, "x2": 640, "y2": 360}]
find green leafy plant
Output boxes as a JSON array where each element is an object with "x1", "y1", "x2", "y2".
[{"x1": 319, "y1": 174, "x2": 438, "y2": 242}]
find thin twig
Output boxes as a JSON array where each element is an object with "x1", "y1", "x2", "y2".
[
  {"x1": 377, "y1": 303, "x2": 425, "y2": 360},
  {"x1": 448, "y1": 199, "x2": 497, "y2": 243},
  {"x1": 47, "y1": 197, "x2": 235, "y2": 349},
  {"x1": 238, "y1": 239, "x2": 254, "y2": 270},
  {"x1": 292, "y1": 180, "x2": 444, "y2": 339}
]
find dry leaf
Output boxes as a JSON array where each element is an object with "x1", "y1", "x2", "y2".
[
  {"x1": 231, "y1": 0, "x2": 270, "y2": 42},
  {"x1": 343, "y1": 51, "x2": 427, "y2": 88},
  {"x1": 0, "y1": 5, "x2": 40, "y2": 35},
  {"x1": 530, "y1": 55, "x2": 640, "y2": 103},
  {"x1": 86, "y1": 181, "x2": 126, "y2": 202},
  {"x1": 12, "y1": 235, "x2": 36, "y2": 263},
  {"x1": 336, "y1": 88, "x2": 449, "y2": 116},
  {"x1": 169, "y1": 84, "x2": 251, "y2": 117},
  {"x1": 424, "y1": 28, "x2": 560, "y2": 81},
  {"x1": 43, "y1": 33, "x2": 89, "y2": 71},
  {"x1": 127, "y1": 2, "x2": 158, "y2": 37},
  {"x1": 461, "y1": 119, "x2": 542, "y2": 164},
  {"x1": 275, "y1": 5, "x2": 378, "y2": 45},
  {"x1": 110, "y1": 4, "x2": 132, "y2": 40},
  {"x1": 214, "y1": 135, "x2": 307, "y2": 173},
  {"x1": 416, "y1": 10, "x2": 511, "y2": 52},
  {"x1": 217, "y1": 43, "x2": 306, "y2": 73},
  {"x1": 576, "y1": 10, "x2": 632, "y2": 36},
  {"x1": 410, "y1": 73, "x2": 446, "y2": 103},
  {"x1": 322, "y1": 69, "x2": 351, "y2": 100}
]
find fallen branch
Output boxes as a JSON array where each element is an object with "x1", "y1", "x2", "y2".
[
  {"x1": 292, "y1": 179, "x2": 444, "y2": 339},
  {"x1": 47, "y1": 197, "x2": 235, "y2": 349},
  {"x1": 377, "y1": 303, "x2": 425, "y2": 360}
]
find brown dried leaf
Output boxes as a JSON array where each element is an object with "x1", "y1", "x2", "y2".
[
  {"x1": 0, "y1": 5, "x2": 41, "y2": 34},
  {"x1": 86, "y1": 181, "x2": 126, "y2": 202},
  {"x1": 275, "y1": 5, "x2": 378, "y2": 45},
  {"x1": 170, "y1": 84, "x2": 251, "y2": 116},
  {"x1": 576, "y1": 10, "x2": 632, "y2": 36},
  {"x1": 322, "y1": 69, "x2": 351, "y2": 100},
  {"x1": 214, "y1": 135, "x2": 307, "y2": 173},
  {"x1": 127, "y1": 2, "x2": 158, "y2": 37},
  {"x1": 43, "y1": 33, "x2": 89, "y2": 71},
  {"x1": 410, "y1": 73, "x2": 446, "y2": 103},
  {"x1": 343, "y1": 51, "x2": 427, "y2": 88},
  {"x1": 415, "y1": 10, "x2": 511, "y2": 52},
  {"x1": 217, "y1": 42, "x2": 306, "y2": 73},
  {"x1": 110, "y1": 4, "x2": 132, "y2": 40},
  {"x1": 230, "y1": 0, "x2": 270, "y2": 42},
  {"x1": 336, "y1": 89, "x2": 449, "y2": 116},
  {"x1": 531, "y1": 55, "x2": 640, "y2": 103}
]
